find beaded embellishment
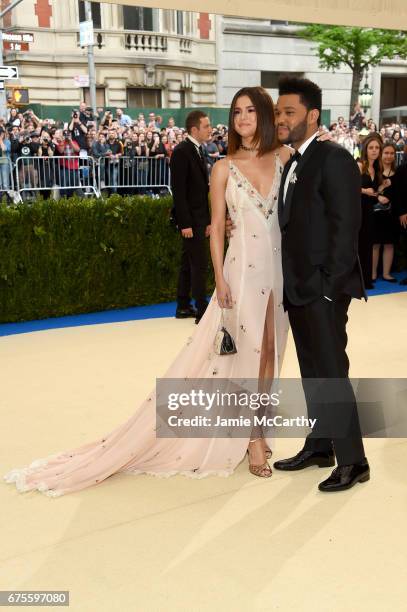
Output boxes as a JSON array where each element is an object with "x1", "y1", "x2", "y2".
[{"x1": 228, "y1": 154, "x2": 281, "y2": 219}]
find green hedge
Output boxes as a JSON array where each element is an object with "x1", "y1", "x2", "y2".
[{"x1": 0, "y1": 195, "x2": 214, "y2": 323}]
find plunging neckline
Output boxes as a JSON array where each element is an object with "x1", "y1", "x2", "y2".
[{"x1": 229, "y1": 154, "x2": 280, "y2": 203}]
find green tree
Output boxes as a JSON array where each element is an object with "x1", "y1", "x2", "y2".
[{"x1": 301, "y1": 25, "x2": 407, "y2": 116}]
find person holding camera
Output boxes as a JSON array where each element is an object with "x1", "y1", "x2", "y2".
[
  {"x1": 17, "y1": 131, "x2": 39, "y2": 191},
  {"x1": 100, "y1": 110, "x2": 113, "y2": 129},
  {"x1": 55, "y1": 130, "x2": 81, "y2": 197},
  {"x1": 68, "y1": 110, "x2": 88, "y2": 152},
  {"x1": 36, "y1": 131, "x2": 55, "y2": 197}
]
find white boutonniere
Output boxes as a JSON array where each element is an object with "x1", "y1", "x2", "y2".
[{"x1": 289, "y1": 172, "x2": 297, "y2": 184}]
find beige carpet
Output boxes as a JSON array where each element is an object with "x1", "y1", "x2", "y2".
[{"x1": 1, "y1": 293, "x2": 406, "y2": 611}]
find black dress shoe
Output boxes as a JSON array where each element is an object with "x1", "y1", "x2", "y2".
[
  {"x1": 318, "y1": 460, "x2": 370, "y2": 492},
  {"x1": 399, "y1": 277, "x2": 407, "y2": 286},
  {"x1": 195, "y1": 305, "x2": 208, "y2": 324},
  {"x1": 382, "y1": 276, "x2": 397, "y2": 283},
  {"x1": 175, "y1": 306, "x2": 197, "y2": 319},
  {"x1": 273, "y1": 449, "x2": 335, "y2": 471}
]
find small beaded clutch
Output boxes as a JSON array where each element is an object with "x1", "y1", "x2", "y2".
[{"x1": 214, "y1": 310, "x2": 237, "y2": 355}]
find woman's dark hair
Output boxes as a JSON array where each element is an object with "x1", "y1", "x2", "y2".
[
  {"x1": 359, "y1": 133, "x2": 384, "y2": 184},
  {"x1": 278, "y1": 76, "x2": 322, "y2": 126},
  {"x1": 392, "y1": 130, "x2": 402, "y2": 141},
  {"x1": 227, "y1": 86, "x2": 277, "y2": 157},
  {"x1": 382, "y1": 142, "x2": 397, "y2": 173}
]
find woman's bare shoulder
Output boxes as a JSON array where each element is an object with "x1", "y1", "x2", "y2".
[{"x1": 210, "y1": 157, "x2": 230, "y2": 183}]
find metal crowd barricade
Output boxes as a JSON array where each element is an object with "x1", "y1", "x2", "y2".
[
  {"x1": 97, "y1": 156, "x2": 172, "y2": 195},
  {"x1": 0, "y1": 158, "x2": 17, "y2": 197},
  {"x1": 15, "y1": 155, "x2": 100, "y2": 199}
]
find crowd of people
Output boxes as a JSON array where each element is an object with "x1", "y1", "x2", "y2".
[
  {"x1": 0, "y1": 103, "x2": 229, "y2": 198},
  {"x1": 0, "y1": 101, "x2": 406, "y2": 200}
]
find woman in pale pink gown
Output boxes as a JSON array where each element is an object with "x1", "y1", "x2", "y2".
[{"x1": 4, "y1": 87, "x2": 290, "y2": 496}]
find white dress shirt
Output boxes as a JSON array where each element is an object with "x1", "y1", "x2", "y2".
[
  {"x1": 187, "y1": 134, "x2": 203, "y2": 157},
  {"x1": 283, "y1": 131, "x2": 319, "y2": 203}
]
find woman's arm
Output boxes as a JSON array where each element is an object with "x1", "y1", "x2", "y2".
[{"x1": 210, "y1": 159, "x2": 232, "y2": 308}]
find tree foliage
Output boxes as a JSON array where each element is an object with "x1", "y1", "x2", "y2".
[{"x1": 301, "y1": 25, "x2": 407, "y2": 72}]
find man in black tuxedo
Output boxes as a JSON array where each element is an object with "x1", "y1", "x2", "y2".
[
  {"x1": 170, "y1": 111, "x2": 212, "y2": 323},
  {"x1": 273, "y1": 77, "x2": 370, "y2": 491}
]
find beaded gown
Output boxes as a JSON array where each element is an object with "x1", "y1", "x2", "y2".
[{"x1": 4, "y1": 152, "x2": 289, "y2": 496}]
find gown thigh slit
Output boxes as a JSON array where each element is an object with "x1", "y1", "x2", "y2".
[{"x1": 250, "y1": 290, "x2": 275, "y2": 440}]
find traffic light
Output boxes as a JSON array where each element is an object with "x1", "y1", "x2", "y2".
[{"x1": 6, "y1": 87, "x2": 29, "y2": 106}]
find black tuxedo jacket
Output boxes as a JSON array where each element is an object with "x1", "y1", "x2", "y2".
[
  {"x1": 170, "y1": 139, "x2": 210, "y2": 230},
  {"x1": 278, "y1": 139, "x2": 366, "y2": 305}
]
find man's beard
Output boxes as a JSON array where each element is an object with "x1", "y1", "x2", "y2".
[{"x1": 277, "y1": 117, "x2": 308, "y2": 146}]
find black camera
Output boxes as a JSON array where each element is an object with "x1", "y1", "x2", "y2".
[{"x1": 63, "y1": 130, "x2": 71, "y2": 139}]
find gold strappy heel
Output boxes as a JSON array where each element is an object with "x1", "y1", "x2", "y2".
[
  {"x1": 248, "y1": 439, "x2": 272, "y2": 478},
  {"x1": 264, "y1": 445, "x2": 272, "y2": 459}
]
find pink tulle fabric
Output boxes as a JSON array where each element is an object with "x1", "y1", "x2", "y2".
[{"x1": 4, "y1": 153, "x2": 289, "y2": 496}]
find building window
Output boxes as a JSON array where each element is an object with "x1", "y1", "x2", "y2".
[
  {"x1": 381, "y1": 76, "x2": 407, "y2": 109},
  {"x1": 127, "y1": 88, "x2": 162, "y2": 108},
  {"x1": 176, "y1": 11, "x2": 184, "y2": 35},
  {"x1": 123, "y1": 6, "x2": 153, "y2": 31},
  {"x1": 78, "y1": 1, "x2": 101, "y2": 29},
  {"x1": 180, "y1": 90, "x2": 186, "y2": 108},
  {"x1": 82, "y1": 87, "x2": 106, "y2": 107},
  {"x1": 261, "y1": 71, "x2": 304, "y2": 89}
]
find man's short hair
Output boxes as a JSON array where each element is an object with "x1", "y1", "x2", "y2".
[
  {"x1": 278, "y1": 76, "x2": 322, "y2": 126},
  {"x1": 185, "y1": 110, "x2": 208, "y2": 134}
]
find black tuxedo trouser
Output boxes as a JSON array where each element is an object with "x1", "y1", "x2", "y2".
[
  {"x1": 177, "y1": 225, "x2": 208, "y2": 315},
  {"x1": 287, "y1": 294, "x2": 365, "y2": 466}
]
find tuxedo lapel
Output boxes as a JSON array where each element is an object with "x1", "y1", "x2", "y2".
[
  {"x1": 280, "y1": 137, "x2": 320, "y2": 228},
  {"x1": 278, "y1": 158, "x2": 293, "y2": 228},
  {"x1": 186, "y1": 139, "x2": 208, "y2": 182}
]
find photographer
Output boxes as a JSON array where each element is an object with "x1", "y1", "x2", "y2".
[
  {"x1": 68, "y1": 109, "x2": 88, "y2": 151},
  {"x1": 37, "y1": 131, "x2": 55, "y2": 197},
  {"x1": 55, "y1": 129, "x2": 81, "y2": 197},
  {"x1": 100, "y1": 110, "x2": 113, "y2": 129},
  {"x1": 22, "y1": 109, "x2": 41, "y2": 131},
  {"x1": 121, "y1": 134, "x2": 139, "y2": 194},
  {"x1": 0, "y1": 128, "x2": 11, "y2": 195},
  {"x1": 17, "y1": 132, "x2": 39, "y2": 191},
  {"x1": 8, "y1": 125, "x2": 20, "y2": 164}
]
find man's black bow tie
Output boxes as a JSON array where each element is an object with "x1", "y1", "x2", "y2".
[{"x1": 291, "y1": 150, "x2": 301, "y2": 163}]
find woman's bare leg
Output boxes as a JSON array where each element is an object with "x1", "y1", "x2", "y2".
[
  {"x1": 248, "y1": 293, "x2": 275, "y2": 474},
  {"x1": 372, "y1": 244, "x2": 380, "y2": 280},
  {"x1": 382, "y1": 244, "x2": 395, "y2": 278}
]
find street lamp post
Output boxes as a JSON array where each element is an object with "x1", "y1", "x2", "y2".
[
  {"x1": 359, "y1": 75, "x2": 374, "y2": 115},
  {"x1": 84, "y1": 1, "x2": 97, "y2": 117}
]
